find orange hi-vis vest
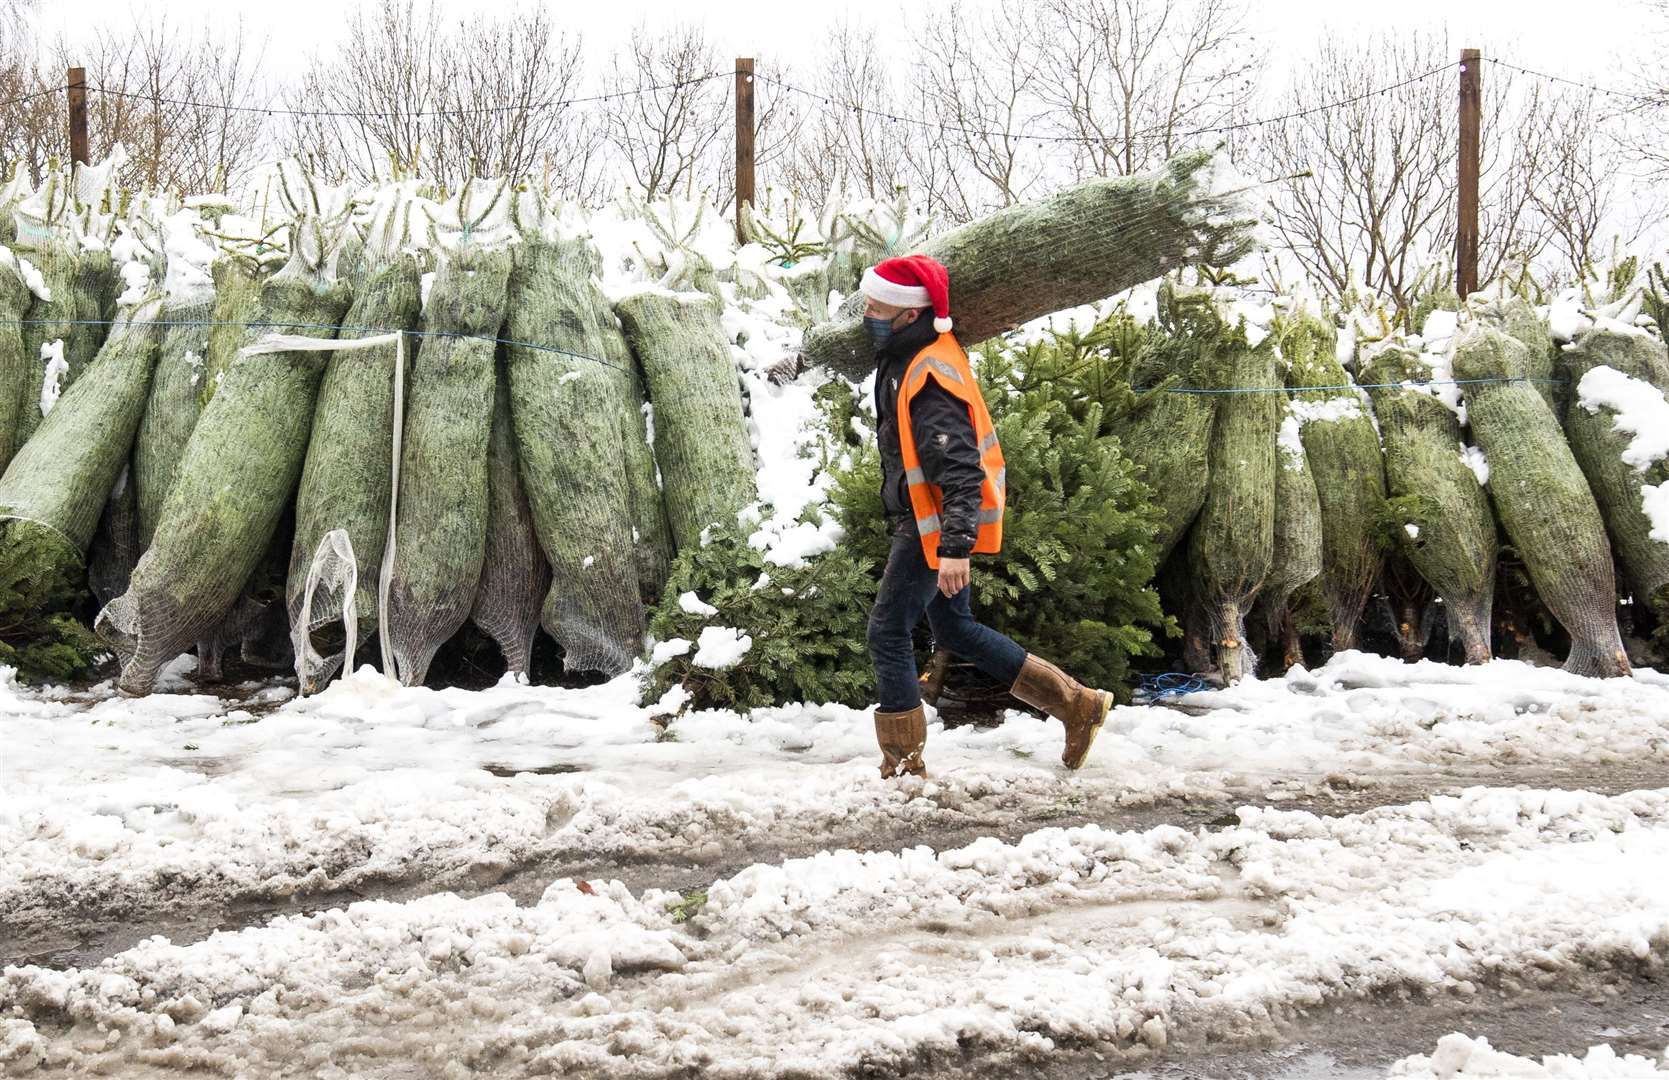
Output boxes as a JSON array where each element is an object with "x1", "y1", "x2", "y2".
[{"x1": 894, "y1": 332, "x2": 1006, "y2": 569}]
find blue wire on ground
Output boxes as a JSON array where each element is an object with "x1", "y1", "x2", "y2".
[{"x1": 1136, "y1": 672, "x2": 1210, "y2": 700}]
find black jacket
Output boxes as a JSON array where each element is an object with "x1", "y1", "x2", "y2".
[{"x1": 872, "y1": 316, "x2": 986, "y2": 560}]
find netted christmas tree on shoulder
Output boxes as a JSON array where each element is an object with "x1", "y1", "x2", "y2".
[{"x1": 799, "y1": 149, "x2": 1262, "y2": 379}]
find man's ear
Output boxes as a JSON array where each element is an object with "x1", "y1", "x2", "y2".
[{"x1": 899, "y1": 308, "x2": 921, "y2": 326}]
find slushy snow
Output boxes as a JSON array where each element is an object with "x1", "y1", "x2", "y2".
[
  {"x1": 4, "y1": 650, "x2": 1669, "y2": 1074},
  {"x1": 6, "y1": 781, "x2": 1669, "y2": 1076}
]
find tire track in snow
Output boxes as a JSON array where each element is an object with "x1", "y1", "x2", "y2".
[
  {"x1": 12, "y1": 762, "x2": 1669, "y2": 973},
  {"x1": 8, "y1": 648, "x2": 1669, "y2": 965},
  {"x1": 5, "y1": 786, "x2": 1669, "y2": 1078}
]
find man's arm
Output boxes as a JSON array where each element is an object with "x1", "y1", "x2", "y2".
[{"x1": 909, "y1": 379, "x2": 984, "y2": 563}]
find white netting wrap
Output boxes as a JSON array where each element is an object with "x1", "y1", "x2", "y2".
[{"x1": 294, "y1": 527, "x2": 360, "y2": 689}]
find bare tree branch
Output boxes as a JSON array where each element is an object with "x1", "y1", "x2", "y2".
[
  {"x1": 913, "y1": 0, "x2": 1051, "y2": 219},
  {"x1": 286, "y1": 0, "x2": 599, "y2": 193},
  {"x1": 774, "y1": 19, "x2": 907, "y2": 208},
  {"x1": 602, "y1": 23, "x2": 727, "y2": 201},
  {"x1": 1035, "y1": 0, "x2": 1263, "y2": 180},
  {"x1": 1254, "y1": 30, "x2": 1565, "y2": 315}
]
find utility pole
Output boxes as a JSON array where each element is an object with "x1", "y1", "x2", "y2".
[
  {"x1": 735, "y1": 57, "x2": 755, "y2": 244},
  {"x1": 1456, "y1": 48, "x2": 1481, "y2": 298},
  {"x1": 68, "y1": 66, "x2": 90, "y2": 167}
]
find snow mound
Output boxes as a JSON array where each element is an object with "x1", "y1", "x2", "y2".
[
  {"x1": 1392, "y1": 1033, "x2": 1669, "y2": 1078},
  {"x1": 1577, "y1": 365, "x2": 1669, "y2": 471}
]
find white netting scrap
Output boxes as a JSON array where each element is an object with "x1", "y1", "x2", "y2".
[{"x1": 295, "y1": 527, "x2": 360, "y2": 690}]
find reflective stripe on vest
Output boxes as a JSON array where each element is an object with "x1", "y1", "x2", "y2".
[{"x1": 893, "y1": 332, "x2": 1006, "y2": 570}]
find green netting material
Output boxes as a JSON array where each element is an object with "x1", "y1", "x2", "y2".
[
  {"x1": 97, "y1": 263, "x2": 354, "y2": 694},
  {"x1": 1451, "y1": 323, "x2": 1629, "y2": 677},
  {"x1": 1359, "y1": 339, "x2": 1497, "y2": 664},
  {"x1": 1471, "y1": 296, "x2": 1560, "y2": 415},
  {"x1": 616, "y1": 291, "x2": 758, "y2": 551},
  {"x1": 195, "y1": 255, "x2": 283, "y2": 677},
  {"x1": 504, "y1": 231, "x2": 652, "y2": 676},
  {"x1": 1250, "y1": 408, "x2": 1322, "y2": 671},
  {"x1": 1185, "y1": 309, "x2": 1279, "y2": 683},
  {"x1": 287, "y1": 256, "x2": 422, "y2": 691},
  {"x1": 384, "y1": 248, "x2": 513, "y2": 686},
  {"x1": 133, "y1": 291, "x2": 214, "y2": 546},
  {"x1": 87, "y1": 463, "x2": 140, "y2": 608},
  {"x1": 67, "y1": 247, "x2": 116, "y2": 386},
  {"x1": 798, "y1": 150, "x2": 1261, "y2": 379},
  {"x1": 621, "y1": 363, "x2": 674, "y2": 603},
  {"x1": 1106, "y1": 283, "x2": 1217, "y2": 564},
  {"x1": 1559, "y1": 324, "x2": 1669, "y2": 621},
  {"x1": 471, "y1": 359, "x2": 551, "y2": 675},
  {"x1": 1283, "y1": 311, "x2": 1386, "y2": 652},
  {"x1": 0, "y1": 254, "x2": 34, "y2": 470},
  {"x1": 12, "y1": 233, "x2": 77, "y2": 453},
  {"x1": 0, "y1": 295, "x2": 165, "y2": 613},
  {"x1": 202, "y1": 259, "x2": 264, "y2": 405}
]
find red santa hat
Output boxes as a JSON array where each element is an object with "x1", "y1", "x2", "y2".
[{"x1": 860, "y1": 254, "x2": 954, "y2": 333}]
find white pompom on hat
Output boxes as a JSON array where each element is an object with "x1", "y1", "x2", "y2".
[{"x1": 860, "y1": 254, "x2": 954, "y2": 333}]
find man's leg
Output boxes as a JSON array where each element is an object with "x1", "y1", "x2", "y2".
[
  {"x1": 866, "y1": 527, "x2": 944, "y2": 777},
  {"x1": 927, "y1": 585, "x2": 1113, "y2": 771},
  {"x1": 924, "y1": 585, "x2": 1026, "y2": 687}
]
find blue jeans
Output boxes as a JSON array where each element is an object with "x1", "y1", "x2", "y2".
[{"x1": 867, "y1": 522, "x2": 1028, "y2": 711}]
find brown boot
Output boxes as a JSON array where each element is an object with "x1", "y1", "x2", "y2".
[
  {"x1": 1009, "y1": 654, "x2": 1113, "y2": 770},
  {"x1": 874, "y1": 705, "x2": 928, "y2": 779}
]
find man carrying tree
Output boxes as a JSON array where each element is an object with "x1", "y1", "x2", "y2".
[{"x1": 861, "y1": 254, "x2": 1115, "y2": 778}]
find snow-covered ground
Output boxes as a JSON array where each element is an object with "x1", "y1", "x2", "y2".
[
  {"x1": 6, "y1": 652, "x2": 1669, "y2": 938},
  {"x1": 4, "y1": 653, "x2": 1669, "y2": 1076}
]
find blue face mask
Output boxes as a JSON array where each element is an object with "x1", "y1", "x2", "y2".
[{"x1": 865, "y1": 315, "x2": 895, "y2": 353}]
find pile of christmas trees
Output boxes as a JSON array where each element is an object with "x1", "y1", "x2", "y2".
[{"x1": 0, "y1": 146, "x2": 1258, "y2": 695}]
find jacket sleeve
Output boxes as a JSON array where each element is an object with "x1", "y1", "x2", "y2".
[{"x1": 909, "y1": 378, "x2": 985, "y2": 560}]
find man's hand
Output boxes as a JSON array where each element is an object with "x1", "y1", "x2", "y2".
[{"x1": 937, "y1": 557, "x2": 970, "y2": 597}]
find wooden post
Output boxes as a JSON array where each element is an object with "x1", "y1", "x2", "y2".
[
  {"x1": 67, "y1": 66, "x2": 90, "y2": 167},
  {"x1": 1456, "y1": 48, "x2": 1481, "y2": 299},
  {"x1": 735, "y1": 57, "x2": 755, "y2": 244}
]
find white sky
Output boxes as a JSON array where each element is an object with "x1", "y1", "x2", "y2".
[{"x1": 36, "y1": 0, "x2": 1642, "y2": 86}]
